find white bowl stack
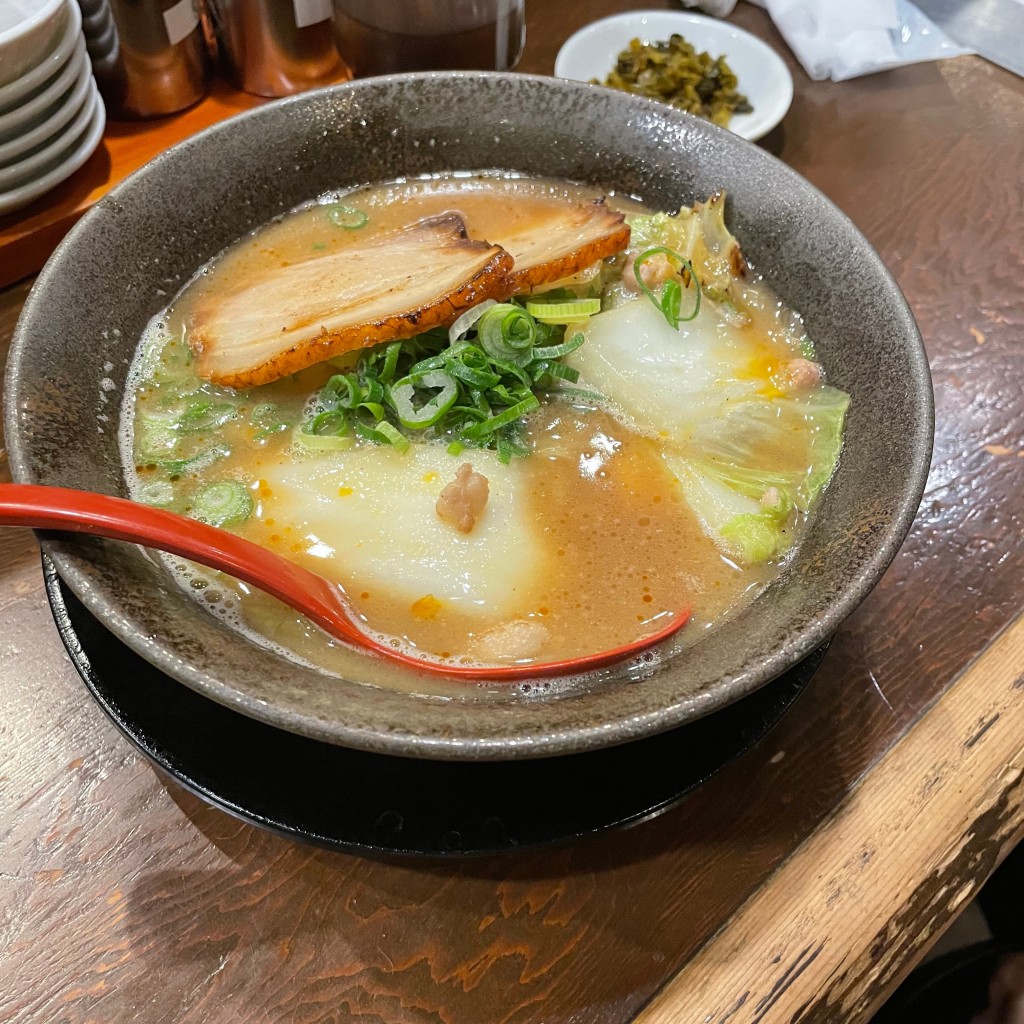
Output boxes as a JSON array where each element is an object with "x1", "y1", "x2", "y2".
[{"x1": 0, "y1": 0, "x2": 105, "y2": 216}]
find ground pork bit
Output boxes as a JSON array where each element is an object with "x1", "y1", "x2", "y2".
[
  {"x1": 621, "y1": 251, "x2": 678, "y2": 293},
  {"x1": 779, "y1": 358, "x2": 823, "y2": 391},
  {"x1": 435, "y1": 463, "x2": 489, "y2": 533}
]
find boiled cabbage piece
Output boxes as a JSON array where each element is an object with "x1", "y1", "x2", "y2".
[
  {"x1": 257, "y1": 443, "x2": 540, "y2": 617},
  {"x1": 186, "y1": 214, "x2": 514, "y2": 389},
  {"x1": 607, "y1": 191, "x2": 813, "y2": 360},
  {"x1": 569, "y1": 291, "x2": 764, "y2": 436},
  {"x1": 569, "y1": 298, "x2": 849, "y2": 564},
  {"x1": 627, "y1": 189, "x2": 746, "y2": 294}
]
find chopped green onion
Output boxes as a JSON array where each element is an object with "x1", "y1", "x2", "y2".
[
  {"x1": 661, "y1": 279, "x2": 682, "y2": 326},
  {"x1": 449, "y1": 361, "x2": 502, "y2": 388},
  {"x1": 448, "y1": 299, "x2": 497, "y2": 344},
  {"x1": 477, "y1": 303, "x2": 538, "y2": 366},
  {"x1": 532, "y1": 332, "x2": 586, "y2": 360},
  {"x1": 634, "y1": 246, "x2": 702, "y2": 328},
  {"x1": 179, "y1": 401, "x2": 237, "y2": 432},
  {"x1": 496, "y1": 423, "x2": 530, "y2": 464},
  {"x1": 137, "y1": 481, "x2": 176, "y2": 507},
  {"x1": 524, "y1": 298, "x2": 601, "y2": 324},
  {"x1": 351, "y1": 419, "x2": 387, "y2": 443},
  {"x1": 407, "y1": 352, "x2": 448, "y2": 375},
  {"x1": 143, "y1": 336, "x2": 193, "y2": 385},
  {"x1": 489, "y1": 368, "x2": 532, "y2": 396},
  {"x1": 464, "y1": 395, "x2": 540, "y2": 439},
  {"x1": 161, "y1": 444, "x2": 231, "y2": 477},
  {"x1": 547, "y1": 386, "x2": 606, "y2": 407},
  {"x1": 381, "y1": 341, "x2": 402, "y2": 383},
  {"x1": 447, "y1": 441, "x2": 465, "y2": 456},
  {"x1": 325, "y1": 373, "x2": 361, "y2": 409},
  {"x1": 191, "y1": 481, "x2": 253, "y2": 527},
  {"x1": 374, "y1": 420, "x2": 410, "y2": 453},
  {"x1": 251, "y1": 402, "x2": 279, "y2": 425},
  {"x1": 327, "y1": 204, "x2": 368, "y2": 229},
  {"x1": 449, "y1": 403, "x2": 488, "y2": 423},
  {"x1": 136, "y1": 413, "x2": 180, "y2": 461},
  {"x1": 308, "y1": 410, "x2": 349, "y2": 436},
  {"x1": 534, "y1": 361, "x2": 580, "y2": 384},
  {"x1": 355, "y1": 401, "x2": 383, "y2": 422},
  {"x1": 292, "y1": 427, "x2": 355, "y2": 451},
  {"x1": 389, "y1": 370, "x2": 458, "y2": 429},
  {"x1": 303, "y1": 299, "x2": 591, "y2": 461}
]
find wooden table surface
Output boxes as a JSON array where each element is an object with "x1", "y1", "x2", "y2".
[{"x1": 3, "y1": 3, "x2": 1024, "y2": 1022}]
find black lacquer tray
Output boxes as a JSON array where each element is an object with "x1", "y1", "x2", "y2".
[{"x1": 45, "y1": 556, "x2": 826, "y2": 857}]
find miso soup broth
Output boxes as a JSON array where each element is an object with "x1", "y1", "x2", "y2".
[{"x1": 120, "y1": 172, "x2": 848, "y2": 694}]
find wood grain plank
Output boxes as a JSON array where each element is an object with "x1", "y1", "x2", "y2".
[
  {"x1": 1, "y1": 5, "x2": 1023, "y2": 1023},
  {"x1": 634, "y1": 613, "x2": 1024, "y2": 1024}
]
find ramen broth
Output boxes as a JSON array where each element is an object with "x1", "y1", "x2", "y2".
[{"x1": 121, "y1": 173, "x2": 843, "y2": 686}]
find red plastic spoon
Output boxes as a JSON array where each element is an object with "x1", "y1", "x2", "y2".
[{"x1": 0, "y1": 483, "x2": 689, "y2": 679}]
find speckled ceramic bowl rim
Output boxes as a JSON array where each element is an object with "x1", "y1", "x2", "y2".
[{"x1": 5, "y1": 72, "x2": 934, "y2": 759}]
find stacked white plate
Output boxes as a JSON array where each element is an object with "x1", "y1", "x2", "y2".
[{"x1": 0, "y1": 0, "x2": 105, "y2": 216}]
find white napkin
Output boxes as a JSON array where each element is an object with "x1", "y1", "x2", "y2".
[
  {"x1": 679, "y1": 0, "x2": 973, "y2": 81},
  {"x1": 679, "y1": 0, "x2": 740, "y2": 14}
]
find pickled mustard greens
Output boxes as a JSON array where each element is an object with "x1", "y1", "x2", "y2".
[
  {"x1": 121, "y1": 174, "x2": 847, "y2": 678},
  {"x1": 594, "y1": 34, "x2": 753, "y2": 127}
]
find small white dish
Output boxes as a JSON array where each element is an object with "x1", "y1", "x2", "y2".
[
  {"x1": 554, "y1": 10, "x2": 793, "y2": 142},
  {"x1": 0, "y1": 38, "x2": 87, "y2": 146},
  {"x1": 0, "y1": 55, "x2": 91, "y2": 164},
  {"x1": 0, "y1": 82, "x2": 104, "y2": 216},
  {"x1": 0, "y1": 0, "x2": 81, "y2": 113},
  {"x1": 0, "y1": 0, "x2": 69, "y2": 88}
]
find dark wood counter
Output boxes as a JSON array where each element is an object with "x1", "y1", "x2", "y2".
[{"x1": 2, "y1": 3, "x2": 1023, "y2": 1022}]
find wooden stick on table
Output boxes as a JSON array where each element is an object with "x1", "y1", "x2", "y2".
[{"x1": 635, "y1": 614, "x2": 1024, "y2": 1024}]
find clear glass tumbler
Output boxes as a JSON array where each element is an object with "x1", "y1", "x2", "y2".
[{"x1": 331, "y1": 0, "x2": 526, "y2": 77}]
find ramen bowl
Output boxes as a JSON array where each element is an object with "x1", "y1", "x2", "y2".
[{"x1": 4, "y1": 73, "x2": 932, "y2": 760}]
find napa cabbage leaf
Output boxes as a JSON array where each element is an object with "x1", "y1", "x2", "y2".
[
  {"x1": 627, "y1": 190, "x2": 743, "y2": 296},
  {"x1": 570, "y1": 296, "x2": 849, "y2": 564}
]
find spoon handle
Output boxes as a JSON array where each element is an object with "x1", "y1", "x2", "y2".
[
  {"x1": 0, "y1": 483, "x2": 365, "y2": 645},
  {"x1": 0, "y1": 483, "x2": 689, "y2": 679}
]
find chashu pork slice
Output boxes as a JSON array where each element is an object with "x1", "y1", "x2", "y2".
[
  {"x1": 187, "y1": 214, "x2": 514, "y2": 388},
  {"x1": 497, "y1": 200, "x2": 631, "y2": 293}
]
